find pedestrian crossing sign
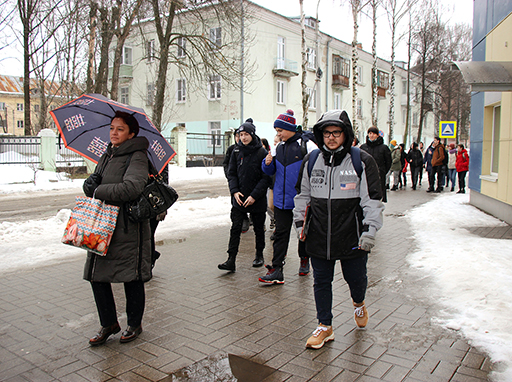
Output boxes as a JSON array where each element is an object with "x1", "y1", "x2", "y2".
[{"x1": 439, "y1": 121, "x2": 457, "y2": 138}]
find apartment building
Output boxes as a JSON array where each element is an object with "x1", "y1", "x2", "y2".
[{"x1": 116, "y1": 0, "x2": 434, "y2": 146}]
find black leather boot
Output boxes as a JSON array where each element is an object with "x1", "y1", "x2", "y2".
[
  {"x1": 252, "y1": 251, "x2": 264, "y2": 267},
  {"x1": 218, "y1": 255, "x2": 236, "y2": 272}
]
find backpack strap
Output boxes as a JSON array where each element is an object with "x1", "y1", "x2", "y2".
[
  {"x1": 307, "y1": 149, "x2": 321, "y2": 177},
  {"x1": 307, "y1": 147, "x2": 363, "y2": 178},
  {"x1": 350, "y1": 146, "x2": 363, "y2": 178}
]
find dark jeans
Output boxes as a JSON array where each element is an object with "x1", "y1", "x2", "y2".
[
  {"x1": 448, "y1": 169, "x2": 457, "y2": 189},
  {"x1": 91, "y1": 281, "x2": 145, "y2": 328},
  {"x1": 410, "y1": 166, "x2": 421, "y2": 188},
  {"x1": 227, "y1": 207, "x2": 266, "y2": 256},
  {"x1": 428, "y1": 166, "x2": 443, "y2": 190},
  {"x1": 311, "y1": 255, "x2": 368, "y2": 326},
  {"x1": 458, "y1": 171, "x2": 467, "y2": 190},
  {"x1": 272, "y1": 207, "x2": 307, "y2": 269}
]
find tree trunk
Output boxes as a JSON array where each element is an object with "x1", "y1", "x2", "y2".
[
  {"x1": 371, "y1": 0, "x2": 378, "y2": 128},
  {"x1": 300, "y1": 0, "x2": 308, "y2": 128},
  {"x1": 151, "y1": 0, "x2": 177, "y2": 131},
  {"x1": 388, "y1": 21, "x2": 396, "y2": 140},
  {"x1": 351, "y1": 0, "x2": 361, "y2": 133},
  {"x1": 94, "y1": 6, "x2": 116, "y2": 96},
  {"x1": 86, "y1": 1, "x2": 98, "y2": 93}
]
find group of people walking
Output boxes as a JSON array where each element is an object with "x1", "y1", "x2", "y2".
[
  {"x1": 81, "y1": 107, "x2": 468, "y2": 352},
  {"x1": 218, "y1": 109, "x2": 385, "y2": 349}
]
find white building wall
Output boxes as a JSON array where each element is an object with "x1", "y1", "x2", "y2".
[{"x1": 121, "y1": 1, "x2": 434, "y2": 146}]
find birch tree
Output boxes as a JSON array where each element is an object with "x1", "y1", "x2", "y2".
[
  {"x1": 300, "y1": 0, "x2": 309, "y2": 128},
  {"x1": 383, "y1": 0, "x2": 415, "y2": 140},
  {"x1": 346, "y1": 0, "x2": 369, "y2": 133},
  {"x1": 369, "y1": 0, "x2": 378, "y2": 127}
]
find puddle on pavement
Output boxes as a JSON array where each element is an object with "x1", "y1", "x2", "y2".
[{"x1": 166, "y1": 353, "x2": 276, "y2": 381}]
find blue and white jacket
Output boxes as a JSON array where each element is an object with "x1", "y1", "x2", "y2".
[{"x1": 262, "y1": 132, "x2": 317, "y2": 210}]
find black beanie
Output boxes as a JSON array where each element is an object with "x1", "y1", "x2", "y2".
[{"x1": 238, "y1": 118, "x2": 256, "y2": 137}]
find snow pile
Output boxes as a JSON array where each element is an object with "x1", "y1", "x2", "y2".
[{"x1": 408, "y1": 194, "x2": 512, "y2": 381}]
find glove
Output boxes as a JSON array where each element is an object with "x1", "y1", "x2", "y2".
[
  {"x1": 83, "y1": 173, "x2": 102, "y2": 197},
  {"x1": 358, "y1": 233, "x2": 375, "y2": 252},
  {"x1": 296, "y1": 226, "x2": 302, "y2": 240},
  {"x1": 156, "y1": 211, "x2": 167, "y2": 222}
]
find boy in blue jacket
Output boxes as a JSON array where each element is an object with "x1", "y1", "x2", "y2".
[{"x1": 259, "y1": 110, "x2": 317, "y2": 284}]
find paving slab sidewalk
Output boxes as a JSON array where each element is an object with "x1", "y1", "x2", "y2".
[{"x1": 0, "y1": 184, "x2": 497, "y2": 381}]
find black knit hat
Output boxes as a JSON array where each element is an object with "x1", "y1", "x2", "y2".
[{"x1": 238, "y1": 118, "x2": 256, "y2": 137}]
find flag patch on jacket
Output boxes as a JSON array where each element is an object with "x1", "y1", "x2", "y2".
[{"x1": 340, "y1": 183, "x2": 357, "y2": 190}]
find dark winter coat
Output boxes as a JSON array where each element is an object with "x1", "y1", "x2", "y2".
[
  {"x1": 424, "y1": 145, "x2": 434, "y2": 172},
  {"x1": 456, "y1": 149, "x2": 469, "y2": 172},
  {"x1": 228, "y1": 137, "x2": 270, "y2": 213},
  {"x1": 223, "y1": 144, "x2": 236, "y2": 179},
  {"x1": 294, "y1": 125, "x2": 384, "y2": 261},
  {"x1": 407, "y1": 148, "x2": 423, "y2": 169},
  {"x1": 83, "y1": 136, "x2": 152, "y2": 283},
  {"x1": 360, "y1": 135, "x2": 392, "y2": 180},
  {"x1": 262, "y1": 132, "x2": 316, "y2": 210}
]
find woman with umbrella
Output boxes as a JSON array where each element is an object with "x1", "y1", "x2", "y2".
[{"x1": 83, "y1": 110, "x2": 152, "y2": 346}]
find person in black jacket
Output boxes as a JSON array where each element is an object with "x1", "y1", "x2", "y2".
[
  {"x1": 294, "y1": 110, "x2": 384, "y2": 349},
  {"x1": 223, "y1": 129, "x2": 250, "y2": 233},
  {"x1": 406, "y1": 142, "x2": 423, "y2": 190},
  {"x1": 218, "y1": 119, "x2": 271, "y2": 271},
  {"x1": 360, "y1": 126, "x2": 392, "y2": 202}
]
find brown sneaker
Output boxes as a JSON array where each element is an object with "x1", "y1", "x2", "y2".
[
  {"x1": 354, "y1": 301, "x2": 369, "y2": 328},
  {"x1": 305, "y1": 324, "x2": 334, "y2": 349}
]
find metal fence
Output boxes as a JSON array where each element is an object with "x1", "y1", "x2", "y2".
[
  {"x1": 0, "y1": 133, "x2": 228, "y2": 167},
  {"x1": 0, "y1": 136, "x2": 86, "y2": 167}
]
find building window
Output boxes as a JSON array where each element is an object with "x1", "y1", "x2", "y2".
[
  {"x1": 17, "y1": 120, "x2": 23, "y2": 129},
  {"x1": 177, "y1": 37, "x2": 186, "y2": 58},
  {"x1": 356, "y1": 66, "x2": 364, "y2": 84},
  {"x1": 121, "y1": 46, "x2": 132, "y2": 65},
  {"x1": 412, "y1": 112, "x2": 418, "y2": 126},
  {"x1": 208, "y1": 75, "x2": 221, "y2": 100},
  {"x1": 402, "y1": 80, "x2": 408, "y2": 94},
  {"x1": 402, "y1": 109, "x2": 407, "y2": 124},
  {"x1": 120, "y1": 87, "x2": 129, "y2": 104},
  {"x1": 307, "y1": 47, "x2": 316, "y2": 69},
  {"x1": 177, "y1": 79, "x2": 186, "y2": 103},
  {"x1": 34, "y1": 104, "x2": 39, "y2": 112},
  {"x1": 307, "y1": 87, "x2": 316, "y2": 109},
  {"x1": 334, "y1": 92, "x2": 341, "y2": 109},
  {"x1": 146, "y1": 83, "x2": 155, "y2": 106},
  {"x1": 208, "y1": 121, "x2": 221, "y2": 147},
  {"x1": 0, "y1": 102, "x2": 5, "y2": 110},
  {"x1": 277, "y1": 36, "x2": 285, "y2": 69},
  {"x1": 356, "y1": 98, "x2": 363, "y2": 118},
  {"x1": 146, "y1": 39, "x2": 155, "y2": 62},
  {"x1": 209, "y1": 27, "x2": 221, "y2": 50},
  {"x1": 491, "y1": 105, "x2": 501, "y2": 174},
  {"x1": 277, "y1": 80, "x2": 285, "y2": 104},
  {"x1": 17, "y1": 103, "x2": 23, "y2": 111}
]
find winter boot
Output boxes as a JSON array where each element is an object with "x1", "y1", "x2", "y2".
[
  {"x1": 258, "y1": 265, "x2": 284, "y2": 284},
  {"x1": 218, "y1": 254, "x2": 236, "y2": 272},
  {"x1": 353, "y1": 301, "x2": 369, "y2": 328},
  {"x1": 298, "y1": 257, "x2": 310, "y2": 276},
  {"x1": 252, "y1": 251, "x2": 264, "y2": 267},
  {"x1": 242, "y1": 218, "x2": 250, "y2": 233}
]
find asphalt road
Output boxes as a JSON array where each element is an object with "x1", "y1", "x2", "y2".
[{"x1": 0, "y1": 177, "x2": 230, "y2": 223}]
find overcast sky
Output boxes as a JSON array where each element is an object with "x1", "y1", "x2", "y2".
[{"x1": 0, "y1": 0, "x2": 473, "y2": 78}]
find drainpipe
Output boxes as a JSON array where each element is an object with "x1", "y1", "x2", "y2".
[{"x1": 325, "y1": 37, "x2": 332, "y2": 112}]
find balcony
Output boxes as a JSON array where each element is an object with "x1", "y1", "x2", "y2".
[
  {"x1": 108, "y1": 64, "x2": 133, "y2": 79},
  {"x1": 273, "y1": 58, "x2": 299, "y2": 78},
  {"x1": 376, "y1": 70, "x2": 389, "y2": 98},
  {"x1": 332, "y1": 74, "x2": 349, "y2": 89}
]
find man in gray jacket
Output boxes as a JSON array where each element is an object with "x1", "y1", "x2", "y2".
[{"x1": 293, "y1": 110, "x2": 384, "y2": 349}]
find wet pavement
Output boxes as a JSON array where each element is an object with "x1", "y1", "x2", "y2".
[{"x1": 0, "y1": 181, "x2": 501, "y2": 381}]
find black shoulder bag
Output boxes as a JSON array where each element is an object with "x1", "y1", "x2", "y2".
[{"x1": 126, "y1": 159, "x2": 179, "y2": 222}]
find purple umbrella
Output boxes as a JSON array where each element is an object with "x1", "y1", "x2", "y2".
[{"x1": 50, "y1": 93, "x2": 175, "y2": 173}]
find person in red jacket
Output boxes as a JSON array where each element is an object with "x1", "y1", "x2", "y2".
[{"x1": 455, "y1": 144, "x2": 469, "y2": 193}]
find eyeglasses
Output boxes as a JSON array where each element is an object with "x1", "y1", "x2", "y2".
[{"x1": 323, "y1": 130, "x2": 343, "y2": 138}]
